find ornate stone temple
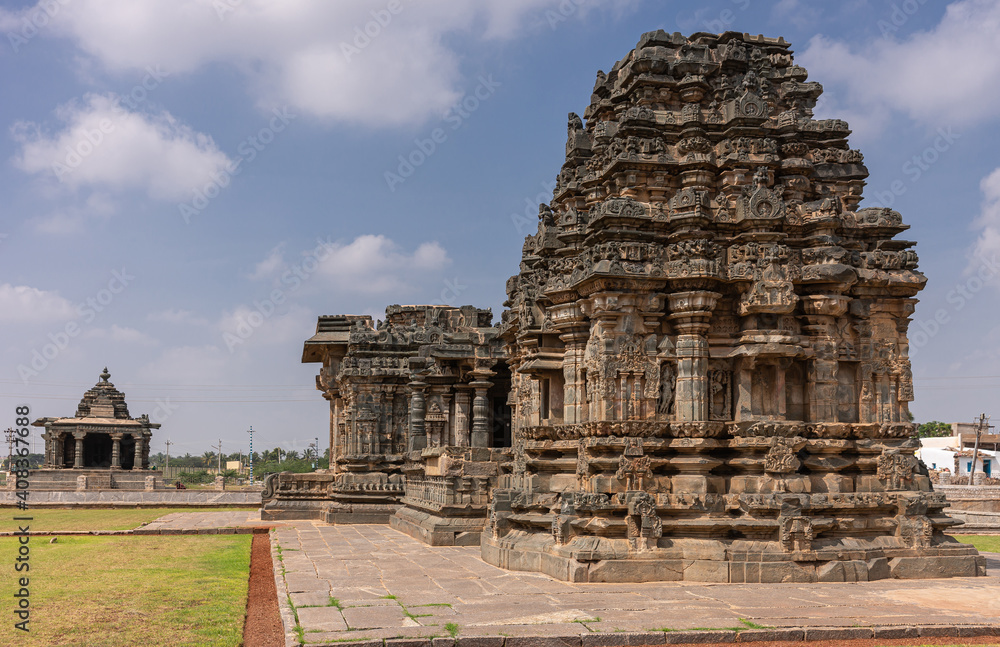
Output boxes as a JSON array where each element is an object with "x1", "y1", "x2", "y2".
[
  {"x1": 265, "y1": 30, "x2": 983, "y2": 583},
  {"x1": 262, "y1": 305, "x2": 510, "y2": 525},
  {"x1": 28, "y1": 368, "x2": 163, "y2": 490},
  {"x1": 480, "y1": 30, "x2": 983, "y2": 582}
]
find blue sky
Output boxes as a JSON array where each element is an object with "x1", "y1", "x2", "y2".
[{"x1": 1, "y1": 0, "x2": 999, "y2": 458}]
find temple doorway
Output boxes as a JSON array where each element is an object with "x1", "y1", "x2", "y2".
[{"x1": 83, "y1": 434, "x2": 113, "y2": 468}]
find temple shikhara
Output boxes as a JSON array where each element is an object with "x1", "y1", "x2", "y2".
[
  {"x1": 264, "y1": 30, "x2": 985, "y2": 582},
  {"x1": 29, "y1": 368, "x2": 164, "y2": 490}
]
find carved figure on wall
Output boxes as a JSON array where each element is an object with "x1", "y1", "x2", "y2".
[
  {"x1": 657, "y1": 363, "x2": 675, "y2": 417},
  {"x1": 877, "y1": 449, "x2": 916, "y2": 490},
  {"x1": 708, "y1": 369, "x2": 731, "y2": 420},
  {"x1": 764, "y1": 441, "x2": 800, "y2": 474}
]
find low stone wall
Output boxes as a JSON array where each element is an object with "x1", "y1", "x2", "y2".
[
  {"x1": 938, "y1": 485, "x2": 1000, "y2": 513},
  {"x1": 0, "y1": 490, "x2": 260, "y2": 506},
  {"x1": 947, "y1": 509, "x2": 1000, "y2": 534}
]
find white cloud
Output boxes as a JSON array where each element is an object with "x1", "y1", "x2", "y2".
[
  {"x1": 800, "y1": 0, "x2": 1000, "y2": 138},
  {"x1": 83, "y1": 324, "x2": 158, "y2": 345},
  {"x1": 11, "y1": 93, "x2": 233, "y2": 200},
  {"x1": 0, "y1": 0, "x2": 620, "y2": 127},
  {"x1": 0, "y1": 284, "x2": 77, "y2": 323},
  {"x1": 219, "y1": 303, "x2": 315, "y2": 352},
  {"x1": 970, "y1": 167, "x2": 1000, "y2": 278},
  {"x1": 315, "y1": 234, "x2": 450, "y2": 292},
  {"x1": 138, "y1": 344, "x2": 229, "y2": 384},
  {"x1": 147, "y1": 308, "x2": 210, "y2": 325},
  {"x1": 30, "y1": 192, "x2": 116, "y2": 235},
  {"x1": 249, "y1": 244, "x2": 287, "y2": 281}
]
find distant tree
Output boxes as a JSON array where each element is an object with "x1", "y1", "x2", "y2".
[{"x1": 917, "y1": 421, "x2": 952, "y2": 438}]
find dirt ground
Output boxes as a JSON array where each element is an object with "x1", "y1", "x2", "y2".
[{"x1": 243, "y1": 531, "x2": 283, "y2": 647}]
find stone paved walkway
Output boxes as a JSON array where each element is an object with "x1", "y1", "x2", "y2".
[
  {"x1": 135, "y1": 509, "x2": 281, "y2": 534},
  {"x1": 272, "y1": 523, "x2": 1000, "y2": 645}
]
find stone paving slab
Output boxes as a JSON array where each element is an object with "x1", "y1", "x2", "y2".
[
  {"x1": 272, "y1": 522, "x2": 1000, "y2": 646},
  {"x1": 135, "y1": 509, "x2": 278, "y2": 533}
]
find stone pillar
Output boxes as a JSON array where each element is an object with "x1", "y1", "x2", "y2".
[
  {"x1": 110, "y1": 433, "x2": 123, "y2": 469},
  {"x1": 802, "y1": 295, "x2": 849, "y2": 422},
  {"x1": 330, "y1": 396, "x2": 340, "y2": 470},
  {"x1": 558, "y1": 327, "x2": 589, "y2": 425},
  {"x1": 133, "y1": 432, "x2": 144, "y2": 470},
  {"x1": 408, "y1": 381, "x2": 427, "y2": 452},
  {"x1": 668, "y1": 291, "x2": 720, "y2": 421},
  {"x1": 471, "y1": 380, "x2": 492, "y2": 448},
  {"x1": 734, "y1": 358, "x2": 754, "y2": 421},
  {"x1": 454, "y1": 390, "x2": 471, "y2": 446},
  {"x1": 42, "y1": 423, "x2": 54, "y2": 467},
  {"x1": 73, "y1": 432, "x2": 86, "y2": 469},
  {"x1": 53, "y1": 430, "x2": 64, "y2": 468}
]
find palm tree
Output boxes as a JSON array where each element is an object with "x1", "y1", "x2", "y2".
[{"x1": 202, "y1": 451, "x2": 215, "y2": 468}]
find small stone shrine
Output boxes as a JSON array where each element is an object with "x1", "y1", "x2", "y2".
[
  {"x1": 265, "y1": 30, "x2": 984, "y2": 583},
  {"x1": 481, "y1": 30, "x2": 982, "y2": 582},
  {"x1": 262, "y1": 305, "x2": 510, "y2": 526},
  {"x1": 28, "y1": 368, "x2": 163, "y2": 491}
]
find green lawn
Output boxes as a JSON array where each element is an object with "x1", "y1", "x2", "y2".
[
  {"x1": 0, "y1": 534, "x2": 251, "y2": 646},
  {"x1": 2, "y1": 507, "x2": 258, "y2": 532},
  {"x1": 953, "y1": 535, "x2": 1000, "y2": 553}
]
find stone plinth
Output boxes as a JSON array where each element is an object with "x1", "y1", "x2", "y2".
[
  {"x1": 26, "y1": 468, "x2": 166, "y2": 491},
  {"x1": 390, "y1": 446, "x2": 508, "y2": 545}
]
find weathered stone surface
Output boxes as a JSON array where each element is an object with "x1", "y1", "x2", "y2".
[
  {"x1": 663, "y1": 630, "x2": 736, "y2": 644},
  {"x1": 735, "y1": 628, "x2": 804, "y2": 642},
  {"x1": 872, "y1": 626, "x2": 919, "y2": 639},
  {"x1": 581, "y1": 632, "x2": 666, "y2": 646},
  {"x1": 265, "y1": 305, "x2": 510, "y2": 523},
  {"x1": 803, "y1": 627, "x2": 874, "y2": 640},
  {"x1": 480, "y1": 29, "x2": 980, "y2": 584}
]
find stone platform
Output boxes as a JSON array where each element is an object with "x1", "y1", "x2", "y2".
[
  {"x1": 0, "y1": 489, "x2": 261, "y2": 506},
  {"x1": 272, "y1": 522, "x2": 1000, "y2": 645}
]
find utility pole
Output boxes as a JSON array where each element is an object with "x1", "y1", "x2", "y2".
[
  {"x1": 247, "y1": 426, "x2": 255, "y2": 483},
  {"x1": 968, "y1": 413, "x2": 991, "y2": 486},
  {"x1": 4, "y1": 428, "x2": 15, "y2": 472},
  {"x1": 315, "y1": 437, "x2": 319, "y2": 470},
  {"x1": 164, "y1": 439, "x2": 173, "y2": 471},
  {"x1": 214, "y1": 440, "x2": 223, "y2": 473}
]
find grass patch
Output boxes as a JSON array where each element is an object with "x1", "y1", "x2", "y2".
[
  {"x1": 954, "y1": 535, "x2": 1000, "y2": 553},
  {"x1": 0, "y1": 534, "x2": 250, "y2": 646},
  {"x1": 410, "y1": 602, "x2": 452, "y2": 608},
  {"x1": 738, "y1": 618, "x2": 770, "y2": 629},
  {"x1": 445, "y1": 622, "x2": 459, "y2": 637},
  {"x1": 650, "y1": 619, "x2": 771, "y2": 633},
  {"x1": 381, "y1": 594, "x2": 398, "y2": 600},
  {"x1": 1, "y1": 507, "x2": 257, "y2": 532},
  {"x1": 328, "y1": 596, "x2": 342, "y2": 609}
]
